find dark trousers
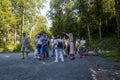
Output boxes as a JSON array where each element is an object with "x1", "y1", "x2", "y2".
[{"x1": 42, "y1": 45, "x2": 49, "y2": 58}]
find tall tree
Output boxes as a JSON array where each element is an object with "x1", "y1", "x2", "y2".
[
  {"x1": 0, "y1": 0, "x2": 16, "y2": 49},
  {"x1": 114, "y1": 0, "x2": 120, "y2": 38},
  {"x1": 0, "y1": 0, "x2": 49, "y2": 51}
]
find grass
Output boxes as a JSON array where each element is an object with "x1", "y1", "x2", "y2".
[
  {"x1": 91, "y1": 36, "x2": 120, "y2": 62},
  {"x1": 0, "y1": 48, "x2": 4, "y2": 53},
  {"x1": 100, "y1": 51, "x2": 120, "y2": 62}
]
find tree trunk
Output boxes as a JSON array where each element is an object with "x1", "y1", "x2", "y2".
[
  {"x1": 98, "y1": 19, "x2": 102, "y2": 40},
  {"x1": 22, "y1": 13, "x2": 24, "y2": 34},
  {"x1": 115, "y1": 0, "x2": 120, "y2": 38},
  {"x1": 21, "y1": 1, "x2": 25, "y2": 39},
  {"x1": 14, "y1": 29, "x2": 17, "y2": 48},
  {"x1": 87, "y1": 24, "x2": 91, "y2": 42},
  {"x1": 3, "y1": 31, "x2": 7, "y2": 50}
]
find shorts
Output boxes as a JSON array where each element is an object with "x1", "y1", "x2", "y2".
[
  {"x1": 79, "y1": 47, "x2": 86, "y2": 54},
  {"x1": 21, "y1": 47, "x2": 30, "y2": 53}
]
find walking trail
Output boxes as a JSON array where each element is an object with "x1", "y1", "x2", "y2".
[{"x1": 0, "y1": 53, "x2": 120, "y2": 80}]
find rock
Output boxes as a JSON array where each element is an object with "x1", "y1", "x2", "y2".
[{"x1": 89, "y1": 67, "x2": 120, "y2": 80}]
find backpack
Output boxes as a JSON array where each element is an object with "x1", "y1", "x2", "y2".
[{"x1": 57, "y1": 41, "x2": 63, "y2": 48}]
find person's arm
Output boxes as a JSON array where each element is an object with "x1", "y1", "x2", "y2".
[{"x1": 63, "y1": 32, "x2": 69, "y2": 37}]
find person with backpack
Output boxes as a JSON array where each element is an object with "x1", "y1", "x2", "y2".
[{"x1": 54, "y1": 35, "x2": 64, "y2": 62}]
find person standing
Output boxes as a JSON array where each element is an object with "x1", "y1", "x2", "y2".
[
  {"x1": 21, "y1": 33, "x2": 29, "y2": 59},
  {"x1": 54, "y1": 35, "x2": 64, "y2": 62},
  {"x1": 34, "y1": 34, "x2": 38, "y2": 58},
  {"x1": 50, "y1": 35, "x2": 55, "y2": 57},
  {"x1": 63, "y1": 32, "x2": 75, "y2": 60},
  {"x1": 80, "y1": 37, "x2": 86, "y2": 58},
  {"x1": 41, "y1": 32, "x2": 49, "y2": 59},
  {"x1": 35, "y1": 34, "x2": 43, "y2": 60}
]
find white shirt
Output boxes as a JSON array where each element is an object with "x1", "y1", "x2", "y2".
[
  {"x1": 21, "y1": 37, "x2": 28, "y2": 47},
  {"x1": 80, "y1": 40, "x2": 86, "y2": 47},
  {"x1": 50, "y1": 39, "x2": 55, "y2": 47},
  {"x1": 35, "y1": 38, "x2": 42, "y2": 45},
  {"x1": 54, "y1": 39, "x2": 64, "y2": 48}
]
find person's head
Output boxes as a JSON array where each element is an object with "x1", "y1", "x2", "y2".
[
  {"x1": 52, "y1": 35, "x2": 55, "y2": 39},
  {"x1": 42, "y1": 31, "x2": 46, "y2": 35},
  {"x1": 37, "y1": 35, "x2": 40, "y2": 38},
  {"x1": 81, "y1": 37, "x2": 85, "y2": 40},
  {"x1": 39, "y1": 33, "x2": 42, "y2": 36},
  {"x1": 23, "y1": 32, "x2": 26, "y2": 37},
  {"x1": 57, "y1": 35, "x2": 61, "y2": 39}
]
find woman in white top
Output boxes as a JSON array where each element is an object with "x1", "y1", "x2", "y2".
[
  {"x1": 80, "y1": 37, "x2": 86, "y2": 58},
  {"x1": 80, "y1": 37, "x2": 86, "y2": 47}
]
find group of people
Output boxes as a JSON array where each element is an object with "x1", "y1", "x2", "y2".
[
  {"x1": 21, "y1": 32, "x2": 49, "y2": 60},
  {"x1": 21, "y1": 32, "x2": 86, "y2": 62},
  {"x1": 75, "y1": 37, "x2": 86, "y2": 58}
]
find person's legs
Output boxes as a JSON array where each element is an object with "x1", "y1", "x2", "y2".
[
  {"x1": 42, "y1": 46, "x2": 45, "y2": 58},
  {"x1": 40, "y1": 47, "x2": 44, "y2": 60},
  {"x1": 69, "y1": 42, "x2": 75, "y2": 60},
  {"x1": 34, "y1": 47, "x2": 37, "y2": 58},
  {"x1": 55, "y1": 49, "x2": 58, "y2": 62},
  {"x1": 67, "y1": 45, "x2": 70, "y2": 55},
  {"x1": 82, "y1": 47, "x2": 86, "y2": 58},
  {"x1": 37, "y1": 47, "x2": 41, "y2": 59},
  {"x1": 26, "y1": 52, "x2": 28, "y2": 59},
  {"x1": 51, "y1": 47, "x2": 55, "y2": 57},
  {"x1": 45, "y1": 45, "x2": 49, "y2": 58},
  {"x1": 22, "y1": 47, "x2": 25, "y2": 59},
  {"x1": 59, "y1": 49, "x2": 64, "y2": 62},
  {"x1": 25, "y1": 47, "x2": 29, "y2": 59}
]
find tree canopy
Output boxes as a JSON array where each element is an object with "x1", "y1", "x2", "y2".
[
  {"x1": 49, "y1": 0, "x2": 120, "y2": 40},
  {"x1": 0, "y1": 0, "x2": 120, "y2": 52},
  {"x1": 0, "y1": 0, "x2": 50, "y2": 52}
]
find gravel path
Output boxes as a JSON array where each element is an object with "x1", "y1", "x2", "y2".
[{"x1": 0, "y1": 53, "x2": 120, "y2": 80}]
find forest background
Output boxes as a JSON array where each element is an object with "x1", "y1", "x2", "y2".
[{"x1": 0, "y1": 0, "x2": 120, "y2": 61}]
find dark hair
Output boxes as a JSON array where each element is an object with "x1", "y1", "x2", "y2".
[
  {"x1": 23, "y1": 32, "x2": 26, "y2": 35},
  {"x1": 37, "y1": 35, "x2": 40, "y2": 38},
  {"x1": 57, "y1": 35, "x2": 61, "y2": 39}
]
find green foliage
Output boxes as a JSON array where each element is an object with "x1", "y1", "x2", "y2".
[
  {"x1": 90, "y1": 35, "x2": 120, "y2": 62},
  {"x1": 49, "y1": 0, "x2": 117, "y2": 40},
  {"x1": 100, "y1": 51, "x2": 120, "y2": 62},
  {"x1": 91, "y1": 36, "x2": 119, "y2": 50},
  {"x1": 0, "y1": 0, "x2": 51, "y2": 53}
]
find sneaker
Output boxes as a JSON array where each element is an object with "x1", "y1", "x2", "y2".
[
  {"x1": 61, "y1": 61, "x2": 64, "y2": 62},
  {"x1": 22, "y1": 57, "x2": 24, "y2": 59},
  {"x1": 51, "y1": 55, "x2": 54, "y2": 57},
  {"x1": 82, "y1": 56, "x2": 86, "y2": 58},
  {"x1": 54, "y1": 60, "x2": 58, "y2": 62},
  {"x1": 38, "y1": 58, "x2": 41, "y2": 60}
]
